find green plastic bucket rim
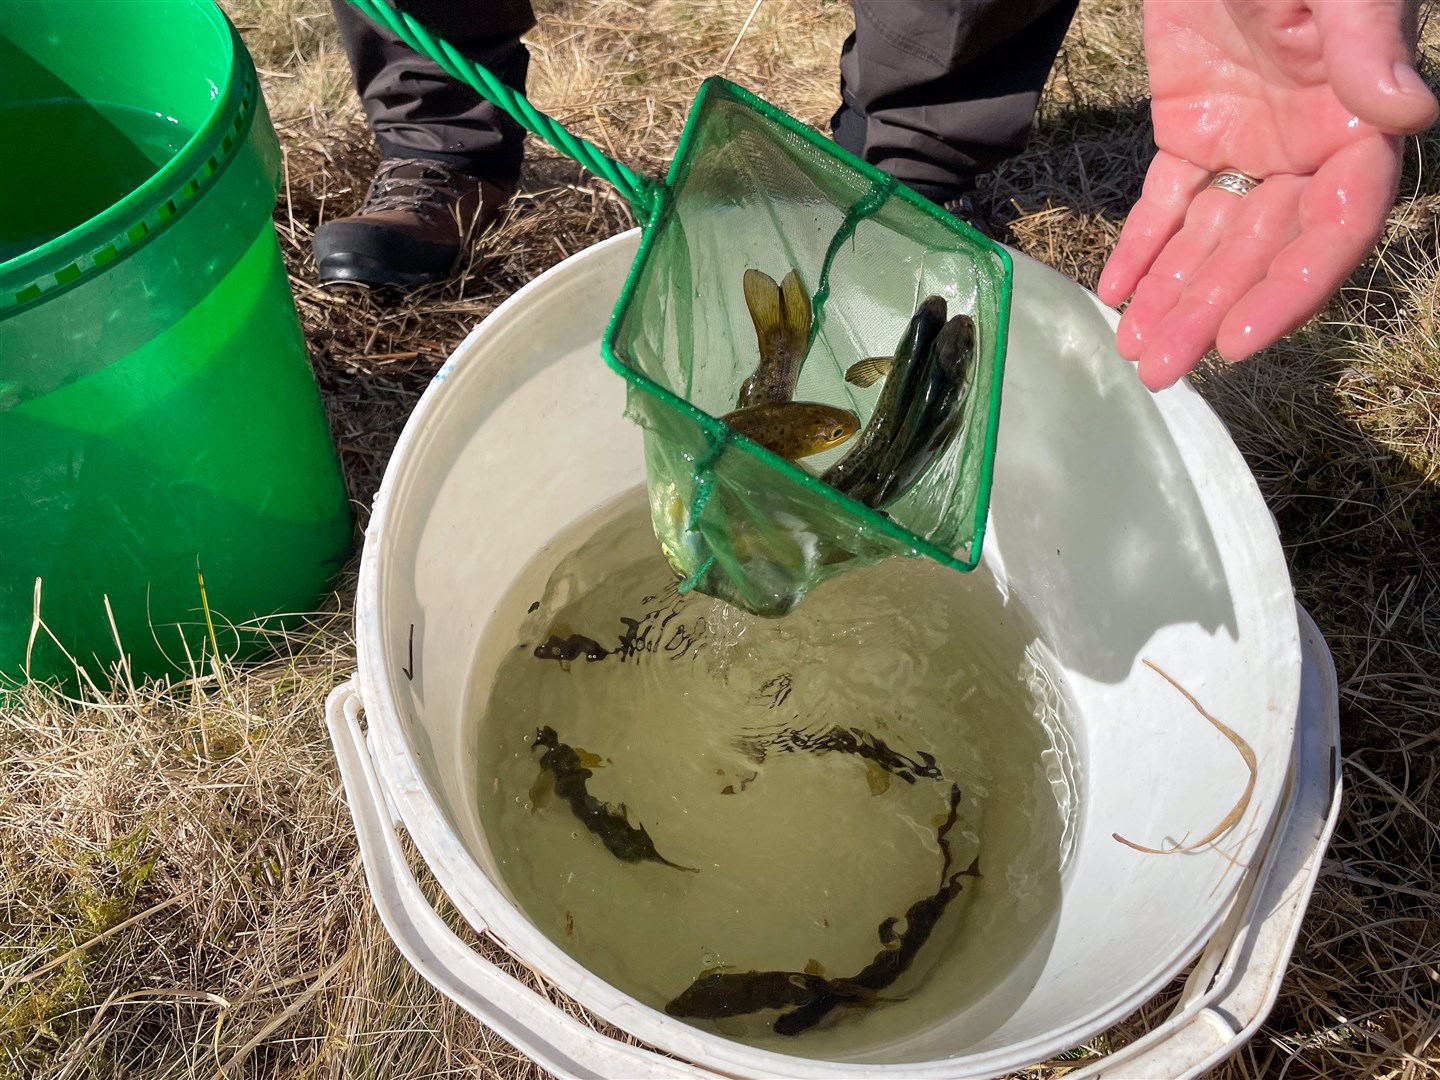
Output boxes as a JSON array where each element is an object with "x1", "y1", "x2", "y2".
[
  {"x1": 599, "y1": 76, "x2": 1013, "y2": 575},
  {"x1": 0, "y1": 5, "x2": 262, "y2": 315}
]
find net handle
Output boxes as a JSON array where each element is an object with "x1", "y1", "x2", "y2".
[{"x1": 343, "y1": 0, "x2": 659, "y2": 218}]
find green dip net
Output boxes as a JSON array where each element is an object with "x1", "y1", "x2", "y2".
[{"x1": 349, "y1": 1, "x2": 1013, "y2": 617}]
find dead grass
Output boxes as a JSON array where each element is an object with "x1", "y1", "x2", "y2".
[{"x1": 3, "y1": 1, "x2": 1438, "y2": 1077}]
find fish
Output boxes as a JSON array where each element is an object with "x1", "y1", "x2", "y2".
[
  {"x1": 664, "y1": 969, "x2": 875, "y2": 1020},
  {"x1": 773, "y1": 784, "x2": 979, "y2": 1036},
  {"x1": 661, "y1": 785, "x2": 975, "y2": 1036},
  {"x1": 531, "y1": 727, "x2": 698, "y2": 873},
  {"x1": 720, "y1": 400, "x2": 860, "y2": 461},
  {"x1": 819, "y1": 296, "x2": 948, "y2": 499},
  {"x1": 533, "y1": 633, "x2": 611, "y2": 664},
  {"x1": 737, "y1": 269, "x2": 813, "y2": 408},
  {"x1": 842, "y1": 356, "x2": 894, "y2": 389},
  {"x1": 862, "y1": 312, "x2": 976, "y2": 509},
  {"x1": 842, "y1": 312, "x2": 972, "y2": 391},
  {"x1": 734, "y1": 725, "x2": 944, "y2": 785}
]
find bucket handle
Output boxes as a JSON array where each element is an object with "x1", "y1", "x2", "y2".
[{"x1": 325, "y1": 681, "x2": 716, "y2": 1080}]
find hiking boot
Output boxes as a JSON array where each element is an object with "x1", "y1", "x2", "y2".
[
  {"x1": 313, "y1": 158, "x2": 516, "y2": 288},
  {"x1": 938, "y1": 190, "x2": 998, "y2": 240}
]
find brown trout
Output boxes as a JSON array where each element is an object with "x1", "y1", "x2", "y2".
[
  {"x1": 737, "y1": 268, "x2": 813, "y2": 408},
  {"x1": 721, "y1": 400, "x2": 860, "y2": 461}
]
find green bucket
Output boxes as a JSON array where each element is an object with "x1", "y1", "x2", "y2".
[{"x1": 0, "y1": 0, "x2": 353, "y2": 689}]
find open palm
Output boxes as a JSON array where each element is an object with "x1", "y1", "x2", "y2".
[{"x1": 1097, "y1": 0, "x2": 1438, "y2": 390}]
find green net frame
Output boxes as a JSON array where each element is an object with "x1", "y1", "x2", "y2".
[
  {"x1": 601, "y1": 79, "x2": 1011, "y2": 614},
  {"x1": 345, "y1": 1, "x2": 1013, "y2": 617}
]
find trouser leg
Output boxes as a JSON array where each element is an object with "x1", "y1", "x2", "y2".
[
  {"x1": 834, "y1": 0, "x2": 1080, "y2": 202},
  {"x1": 330, "y1": 0, "x2": 536, "y2": 181}
]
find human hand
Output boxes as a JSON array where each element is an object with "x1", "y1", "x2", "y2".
[{"x1": 1096, "y1": 0, "x2": 1438, "y2": 391}]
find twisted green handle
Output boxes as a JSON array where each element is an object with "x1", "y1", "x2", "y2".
[{"x1": 344, "y1": 0, "x2": 659, "y2": 218}]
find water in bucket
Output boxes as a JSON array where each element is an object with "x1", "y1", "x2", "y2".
[
  {"x1": 471, "y1": 489, "x2": 1080, "y2": 1056},
  {"x1": 0, "y1": 101, "x2": 188, "y2": 261}
]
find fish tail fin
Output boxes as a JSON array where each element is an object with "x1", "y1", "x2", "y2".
[
  {"x1": 743, "y1": 269, "x2": 783, "y2": 354},
  {"x1": 778, "y1": 270, "x2": 813, "y2": 349},
  {"x1": 845, "y1": 357, "x2": 893, "y2": 388}
]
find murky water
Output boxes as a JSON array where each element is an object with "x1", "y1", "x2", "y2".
[{"x1": 471, "y1": 489, "x2": 1079, "y2": 1058}]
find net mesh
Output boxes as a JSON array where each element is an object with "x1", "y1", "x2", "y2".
[{"x1": 602, "y1": 78, "x2": 1012, "y2": 616}]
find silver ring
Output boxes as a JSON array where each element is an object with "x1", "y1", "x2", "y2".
[{"x1": 1208, "y1": 169, "x2": 1261, "y2": 196}]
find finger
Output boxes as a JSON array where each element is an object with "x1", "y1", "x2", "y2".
[
  {"x1": 1313, "y1": 0, "x2": 1438, "y2": 135},
  {"x1": 1115, "y1": 276, "x2": 1182, "y2": 362},
  {"x1": 1097, "y1": 152, "x2": 1213, "y2": 307},
  {"x1": 1215, "y1": 137, "x2": 1400, "y2": 359},
  {"x1": 1133, "y1": 177, "x2": 1305, "y2": 388},
  {"x1": 1136, "y1": 225, "x2": 1288, "y2": 390},
  {"x1": 1214, "y1": 223, "x2": 1373, "y2": 359},
  {"x1": 1112, "y1": 181, "x2": 1257, "y2": 359}
]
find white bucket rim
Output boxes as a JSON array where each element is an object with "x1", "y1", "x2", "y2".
[{"x1": 354, "y1": 227, "x2": 1302, "y2": 1077}]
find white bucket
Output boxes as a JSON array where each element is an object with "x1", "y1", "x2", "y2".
[{"x1": 328, "y1": 229, "x2": 1342, "y2": 1079}]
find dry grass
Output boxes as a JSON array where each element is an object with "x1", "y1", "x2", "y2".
[{"x1": 3, "y1": 0, "x2": 1439, "y2": 1076}]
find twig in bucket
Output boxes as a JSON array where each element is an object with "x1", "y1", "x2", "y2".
[{"x1": 1112, "y1": 660, "x2": 1258, "y2": 855}]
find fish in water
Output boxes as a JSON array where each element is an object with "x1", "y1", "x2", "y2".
[
  {"x1": 737, "y1": 268, "x2": 813, "y2": 408},
  {"x1": 720, "y1": 400, "x2": 860, "y2": 461},
  {"x1": 662, "y1": 784, "x2": 976, "y2": 1035},
  {"x1": 734, "y1": 724, "x2": 944, "y2": 785},
  {"x1": 820, "y1": 296, "x2": 947, "y2": 500},
  {"x1": 665, "y1": 969, "x2": 874, "y2": 1019},
  {"x1": 860, "y1": 312, "x2": 976, "y2": 509},
  {"x1": 773, "y1": 784, "x2": 979, "y2": 1036},
  {"x1": 531, "y1": 727, "x2": 697, "y2": 873}
]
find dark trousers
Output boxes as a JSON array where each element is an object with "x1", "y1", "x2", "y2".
[
  {"x1": 333, "y1": 0, "x2": 1078, "y2": 196},
  {"x1": 836, "y1": 0, "x2": 1080, "y2": 200},
  {"x1": 330, "y1": 0, "x2": 535, "y2": 181}
]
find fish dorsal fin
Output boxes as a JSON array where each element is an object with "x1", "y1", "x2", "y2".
[
  {"x1": 778, "y1": 270, "x2": 813, "y2": 346},
  {"x1": 844, "y1": 357, "x2": 893, "y2": 388},
  {"x1": 742, "y1": 269, "x2": 784, "y2": 354}
]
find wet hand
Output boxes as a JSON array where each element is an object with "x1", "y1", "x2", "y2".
[{"x1": 1097, "y1": 0, "x2": 1438, "y2": 391}]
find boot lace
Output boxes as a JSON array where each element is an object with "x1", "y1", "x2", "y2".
[{"x1": 360, "y1": 159, "x2": 470, "y2": 222}]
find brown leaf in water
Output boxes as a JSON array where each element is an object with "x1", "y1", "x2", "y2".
[
  {"x1": 528, "y1": 767, "x2": 555, "y2": 810},
  {"x1": 804, "y1": 959, "x2": 825, "y2": 976},
  {"x1": 865, "y1": 759, "x2": 891, "y2": 796}
]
